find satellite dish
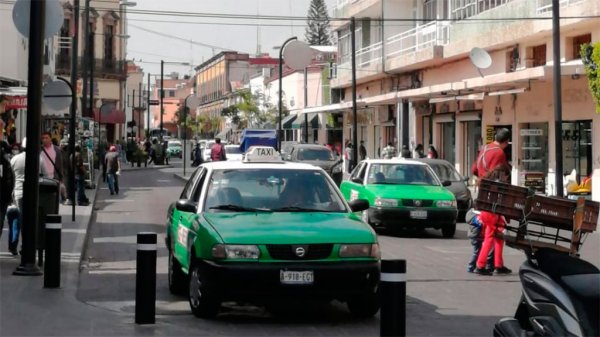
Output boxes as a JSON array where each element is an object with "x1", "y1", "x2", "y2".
[
  {"x1": 43, "y1": 79, "x2": 72, "y2": 114},
  {"x1": 469, "y1": 47, "x2": 492, "y2": 77},
  {"x1": 12, "y1": 0, "x2": 65, "y2": 39},
  {"x1": 283, "y1": 40, "x2": 313, "y2": 70}
]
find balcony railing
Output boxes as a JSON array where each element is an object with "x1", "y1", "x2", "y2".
[
  {"x1": 536, "y1": 0, "x2": 584, "y2": 14},
  {"x1": 385, "y1": 21, "x2": 450, "y2": 60},
  {"x1": 54, "y1": 57, "x2": 127, "y2": 78}
]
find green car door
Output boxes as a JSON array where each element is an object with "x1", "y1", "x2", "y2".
[{"x1": 340, "y1": 162, "x2": 368, "y2": 204}]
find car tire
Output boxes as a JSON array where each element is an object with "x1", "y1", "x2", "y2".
[
  {"x1": 347, "y1": 290, "x2": 380, "y2": 318},
  {"x1": 168, "y1": 249, "x2": 188, "y2": 296},
  {"x1": 188, "y1": 261, "x2": 220, "y2": 318},
  {"x1": 441, "y1": 223, "x2": 456, "y2": 238}
]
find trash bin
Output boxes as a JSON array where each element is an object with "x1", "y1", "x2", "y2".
[{"x1": 37, "y1": 178, "x2": 60, "y2": 251}]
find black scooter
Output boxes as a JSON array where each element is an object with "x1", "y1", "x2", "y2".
[{"x1": 494, "y1": 248, "x2": 599, "y2": 337}]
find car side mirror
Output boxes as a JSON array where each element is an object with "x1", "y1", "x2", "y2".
[
  {"x1": 351, "y1": 177, "x2": 363, "y2": 184},
  {"x1": 442, "y1": 180, "x2": 452, "y2": 187},
  {"x1": 348, "y1": 199, "x2": 369, "y2": 213},
  {"x1": 175, "y1": 199, "x2": 198, "y2": 213}
]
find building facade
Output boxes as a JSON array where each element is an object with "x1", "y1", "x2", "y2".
[{"x1": 326, "y1": 0, "x2": 600, "y2": 201}]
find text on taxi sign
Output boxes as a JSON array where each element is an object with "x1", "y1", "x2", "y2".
[{"x1": 257, "y1": 147, "x2": 274, "y2": 156}]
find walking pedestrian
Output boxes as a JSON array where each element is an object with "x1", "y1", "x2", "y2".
[
  {"x1": 413, "y1": 144, "x2": 425, "y2": 158},
  {"x1": 0, "y1": 140, "x2": 15, "y2": 242},
  {"x1": 72, "y1": 145, "x2": 90, "y2": 206},
  {"x1": 210, "y1": 138, "x2": 227, "y2": 161},
  {"x1": 192, "y1": 143, "x2": 203, "y2": 167},
  {"x1": 471, "y1": 128, "x2": 510, "y2": 180},
  {"x1": 400, "y1": 144, "x2": 411, "y2": 159},
  {"x1": 345, "y1": 142, "x2": 354, "y2": 171},
  {"x1": 40, "y1": 131, "x2": 65, "y2": 182},
  {"x1": 359, "y1": 140, "x2": 367, "y2": 160},
  {"x1": 466, "y1": 209, "x2": 494, "y2": 273},
  {"x1": 105, "y1": 145, "x2": 121, "y2": 195}
]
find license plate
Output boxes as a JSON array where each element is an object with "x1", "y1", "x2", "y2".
[
  {"x1": 280, "y1": 270, "x2": 314, "y2": 285},
  {"x1": 410, "y1": 210, "x2": 427, "y2": 219}
]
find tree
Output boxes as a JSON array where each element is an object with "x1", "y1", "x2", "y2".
[
  {"x1": 581, "y1": 43, "x2": 600, "y2": 113},
  {"x1": 305, "y1": 0, "x2": 331, "y2": 46}
]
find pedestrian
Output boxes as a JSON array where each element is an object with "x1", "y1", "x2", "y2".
[
  {"x1": 465, "y1": 208, "x2": 494, "y2": 273},
  {"x1": 359, "y1": 140, "x2": 367, "y2": 161},
  {"x1": 97, "y1": 141, "x2": 107, "y2": 182},
  {"x1": 40, "y1": 131, "x2": 65, "y2": 182},
  {"x1": 381, "y1": 142, "x2": 396, "y2": 159},
  {"x1": 60, "y1": 140, "x2": 72, "y2": 204},
  {"x1": 413, "y1": 144, "x2": 425, "y2": 158},
  {"x1": 345, "y1": 142, "x2": 354, "y2": 171},
  {"x1": 192, "y1": 143, "x2": 203, "y2": 167},
  {"x1": 400, "y1": 144, "x2": 411, "y2": 159},
  {"x1": 119, "y1": 137, "x2": 127, "y2": 162},
  {"x1": 474, "y1": 163, "x2": 512, "y2": 275},
  {"x1": 150, "y1": 138, "x2": 160, "y2": 165},
  {"x1": 104, "y1": 145, "x2": 121, "y2": 195},
  {"x1": 427, "y1": 145, "x2": 439, "y2": 159},
  {"x1": 0, "y1": 140, "x2": 15, "y2": 243},
  {"x1": 72, "y1": 145, "x2": 90, "y2": 206},
  {"x1": 210, "y1": 137, "x2": 227, "y2": 161},
  {"x1": 471, "y1": 128, "x2": 511, "y2": 180},
  {"x1": 162, "y1": 140, "x2": 169, "y2": 165}
]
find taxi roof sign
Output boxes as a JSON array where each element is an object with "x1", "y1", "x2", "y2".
[{"x1": 243, "y1": 146, "x2": 283, "y2": 163}]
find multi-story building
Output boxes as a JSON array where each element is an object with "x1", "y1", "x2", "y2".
[
  {"x1": 126, "y1": 61, "x2": 145, "y2": 141},
  {"x1": 150, "y1": 75, "x2": 194, "y2": 138},
  {"x1": 325, "y1": 0, "x2": 599, "y2": 200},
  {"x1": 55, "y1": 0, "x2": 131, "y2": 143}
]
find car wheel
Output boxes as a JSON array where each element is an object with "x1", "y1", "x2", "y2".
[
  {"x1": 188, "y1": 261, "x2": 220, "y2": 318},
  {"x1": 441, "y1": 223, "x2": 456, "y2": 238},
  {"x1": 168, "y1": 249, "x2": 188, "y2": 296},
  {"x1": 347, "y1": 289, "x2": 380, "y2": 318}
]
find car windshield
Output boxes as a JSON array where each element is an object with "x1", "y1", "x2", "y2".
[
  {"x1": 428, "y1": 162, "x2": 462, "y2": 182},
  {"x1": 224, "y1": 146, "x2": 242, "y2": 154},
  {"x1": 366, "y1": 163, "x2": 439, "y2": 186},
  {"x1": 204, "y1": 169, "x2": 347, "y2": 213},
  {"x1": 296, "y1": 148, "x2": 334, "y2": 161}
]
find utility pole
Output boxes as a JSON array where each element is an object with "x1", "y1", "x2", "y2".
[
  {"x1": 147, "y1": 72, "x2": 150, "y2": 138},
  {"x1": 160, "y1": 60, "x2": 164, "y2": 140},
  {"x1": 69, "y1": 0, "x2": 80, "y2": 221},
  {"x1": 81, "y1": 0, "x2": 91, "y2": 118},
  {"x1": 552, "y1": 0, "x2": 564, "y2": 197},
  {"x1": 351, "y1": 17, "x2": 358, "y2": 171},
  {"x1": 138, "y1": 82, "x2": 142, "y2": 139}
]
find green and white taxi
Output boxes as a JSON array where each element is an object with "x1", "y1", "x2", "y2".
[
  {"x1": 340, "y1": 159, "x2": 458, "y2": 237},
  {"x1": 166, "y1": 146, "x2": 380, "y2": 318}
]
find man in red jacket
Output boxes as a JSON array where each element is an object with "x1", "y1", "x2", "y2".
[
  {"x1": 472, "y1": 128, "x2": 510, "y2": 179},
  {"x1": 210, "y1": 138, "x2": 227, "y2": 161}
]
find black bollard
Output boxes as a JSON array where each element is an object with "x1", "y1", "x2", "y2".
[
  {"x1": 135, "y1": 232, "x2": 157, "y2": 324},
  {"x1": 43, "y1": 214, "x2": 62, "y2": 288},
  {"x1": 380, "y1": 259, "x2": 406, "y2": 337}
]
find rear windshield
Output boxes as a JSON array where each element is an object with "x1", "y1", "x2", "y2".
[{"x1": 296, "y1": 148, "x2": 334, "y2": 161}]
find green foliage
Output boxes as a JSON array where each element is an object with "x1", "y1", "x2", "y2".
[
  {"x1": 305, "y1": 0, "x2": 331, "y2": 46},
  {"x1": 581, "y1": 43, "x2": 600, "y2": 113}
]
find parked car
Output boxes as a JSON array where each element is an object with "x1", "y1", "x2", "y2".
[
  {"x1": 224, "y1": 144, "x2": 244, "y2": 161},
  {"x1": 166, "y1": 140, "x2": 182, "y2": 159},
  {"x1": 285, "y1": 143, "x2": 343, "y2": 185},
  {"x1": 339, "y1": 158, "x2": 458, "y2": 237},
  {"x1": 415, "y1": 158, "x2": 472, "y2": 222},
  {"x1": 165, "y1": 147, "x2": 379, "y2": 318}
]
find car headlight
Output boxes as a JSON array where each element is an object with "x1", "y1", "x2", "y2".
[
  {"x1": 339, "y1": 243, "x2": 380, "y2": 258},
  {"x1": 436, "y1": 200, "x2": 457, "y2": 208},
  {"x1": 212, "y1": 244, "x2": 260, "y2": 260},
  {"x1": 374, "y1": 197, "x2": 397, "y2": 207}
]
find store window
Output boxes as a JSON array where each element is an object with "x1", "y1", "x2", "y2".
[
  {"x1": 519, "y1": 123, "x2": 548, "y2": 193},
  {"x1": 562, "y1": 121, "x2": 592, "y2": 182}
]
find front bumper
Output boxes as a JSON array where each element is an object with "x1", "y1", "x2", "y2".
[
  {"x1": 197, "y1": 260, "x2": 380, "y2": 302},
  {"x1": 368, "y1": 207, "x2": 457, "y2": 227}
]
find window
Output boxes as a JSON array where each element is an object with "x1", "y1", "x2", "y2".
[
  {"x1": 570, "y1": 33, "x2": 591, "y2": 60},
  {"x1": 526, "y1": 44, "x2": 546, "y2": 67},
  {"x1": 452, "y1": 0, "x2": 512, "y2": 20},
  {"x1": 423, "y1": 0, "x2": 437, "y2": 22},
  {"x1": 562, "y1": 121, "x2": 592, "y2": 182},
  {"x1": 103, "y1": 25, "x2": 114, "y2": 63}
]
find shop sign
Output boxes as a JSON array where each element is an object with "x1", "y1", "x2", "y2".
[
  {"x1": 520, "y1": 129, "x2": 543, "y2": 136},
  {"x1": 5, "y1": 96, "x2": 27, "y2": 109},
  {"x1": 485, "y1": 126, "x2": 495, "y2": 144}
]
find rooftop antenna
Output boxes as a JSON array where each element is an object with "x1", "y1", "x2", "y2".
[{"x1": 469, "y1": 47, "x2": 492, "y2": 77}]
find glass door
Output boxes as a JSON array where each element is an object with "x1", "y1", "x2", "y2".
[{"x1": 519, "y1": 122, "x2": 548, "y2": 193}]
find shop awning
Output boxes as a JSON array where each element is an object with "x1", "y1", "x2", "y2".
[
  {"x1": 281, "y1": 114, "x2": 297, "y2": 129},
  {"x1": 291, "y1": 113, "x2": 320, "y2": 129}
]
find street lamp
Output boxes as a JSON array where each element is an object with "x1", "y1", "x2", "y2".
[
  {"x1": 160, "y1": 60, "x2": 190, "y2": 141},
  {"x1": 277, "y1": 37, "x2": 297, "y2": 151}
]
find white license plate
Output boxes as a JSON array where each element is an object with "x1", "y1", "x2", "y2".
[
  {"x1": 280, "y1": 270, "x2": 314, "y2": 285},
  {"x1": 410, "y1": 210, "x2": 427, "y2": 219}
]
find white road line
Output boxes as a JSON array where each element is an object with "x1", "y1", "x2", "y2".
[{"x1": 103, "y1": 199, "x2": 134, "y2": 202}]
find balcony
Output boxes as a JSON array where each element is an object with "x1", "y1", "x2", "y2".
[
  {"x1": 334, "y1": 41, "x2": 383, "y2": 88},
  {"x1": 536, "y1": 0, "x2": 584, "y2": 14},
  {"x1": 384, "y1": 21, "x2": 449, "y2": 72},
  {"x1": 54, "y1": 57, "x2": 127, "y2": 80},
  {"x1": 331, "y1": 0, "x2": 381, "y2": 31}
]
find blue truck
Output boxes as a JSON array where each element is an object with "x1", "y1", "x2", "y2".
[{"x1": 239, "y1": 129, "x2": 278, "y2": 153}]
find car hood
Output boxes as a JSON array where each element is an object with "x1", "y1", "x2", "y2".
[
  {"x1": 363, "y1": 184, "x2": 455, "y2": 200},
  {"x1": 203, "y1": 212, "x2": 375, "y2": 244}
]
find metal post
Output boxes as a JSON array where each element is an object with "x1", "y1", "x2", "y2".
[
  {"x1": 184, "y1": 95, "x2": 191, "y2": 176},
  {"x1": 351, "y1": 17, "x2": 358, "y2": 171},
  {"x1": 138, "y1": 82, "x2": 142, "y2": 140},
  {"x1": 380, "y1": 260, "x2": 406, "y2": 337},
  {"x1": 69, "y1": 0, "x2": 80, "y2": 221},
  {"x1": 552, "y1": 0, "x2": 564, "y2": 197},
  {"x1": 304, "y1": 67, "x2": 308, "y2": 143},
  {"x1": 81, "y1": 0, "x2": 90, "y2": 119},
  {"x1": 135, "y1": 232, "x2": 157, "y2": 324},
  {"x1": 44, "y1": 214, "x2": 62, "y2": 288},
  {"x1": 146, "y1": 72, "x2": 150, "y2": 139},
  {"x1": 160, "y1": 60, "x2": 164, "y2": 141},
  {"x1": 131, "y1": 89, "x2": 134, "y2": 140},
  {"x1": 278, "y1": 37, "x2": 297, "y2": 151},
  {"x1": 14, "y1": 0, "x2": 45, "y2": 276},
  {"x1": 89, "y1": 31, "x2": 95, "y2": 120}
]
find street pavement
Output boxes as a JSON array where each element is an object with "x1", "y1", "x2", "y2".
[{"x1": 1, "y1": 157, "x2": 599, "y2": 336}]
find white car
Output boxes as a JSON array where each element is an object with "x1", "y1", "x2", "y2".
[{"x1": 224, "y1": 144, "x2": 244, "y2": 161}]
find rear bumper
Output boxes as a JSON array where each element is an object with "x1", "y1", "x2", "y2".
[
  {"x1": 368, "y1": 207, "x2": 457, "y2": 227},
  {"x1": 197, "y1": 260, "x2": 380, "y2": 302}
]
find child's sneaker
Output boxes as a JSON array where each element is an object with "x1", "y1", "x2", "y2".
[{"x1": 494, "y1": 266, "x2": 512, "y2": 275}]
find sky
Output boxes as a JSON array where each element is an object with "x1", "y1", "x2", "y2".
[{"x1": 126, "y1": 0, "x2": 336, "y2": 80}]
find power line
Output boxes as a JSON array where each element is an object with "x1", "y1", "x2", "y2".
[{"x1": 129, "y1": 23, "x2": 236, "y2": 52}]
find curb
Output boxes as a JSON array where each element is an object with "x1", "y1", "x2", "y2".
[
  {"x1": 172, "y1": 173, "x2": 189, "y2": 182},
  {"x1": 78, "y1": 170, "x2": 101, "y2": 272}
]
